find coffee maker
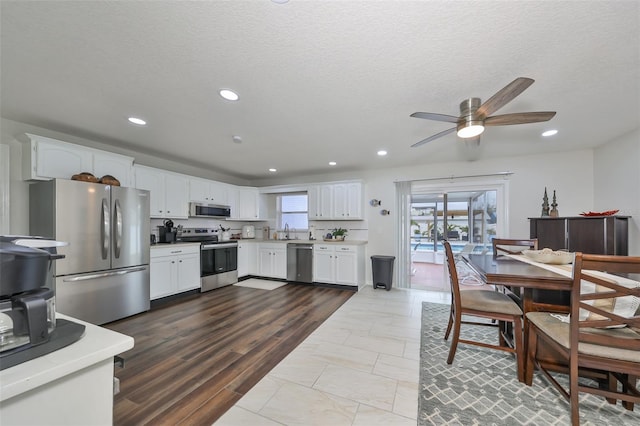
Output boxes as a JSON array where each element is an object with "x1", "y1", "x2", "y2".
[
  {"x1": 158, "y1": 219, "x2": 176, "y2": 243},
  {"x1": 0, "y1": 236, "x2": 85, "y2": 370}
]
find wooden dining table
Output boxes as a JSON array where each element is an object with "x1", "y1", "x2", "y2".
[
  {"x1": 462, "y1": 253, "x2": 573, "y2": 311},
  {"x1": 461, "y1": 253, "x2": 573, "y2": 380}
]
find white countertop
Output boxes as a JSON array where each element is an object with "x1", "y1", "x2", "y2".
[
  {"x1": 151, "y1": 239, "x2": 368, "y2": 247},
  {"x1": 151, "y1": 241, "x2": 201, "y2": 249},
  {"x1": 236, "y1": 239, "x2": 368, "y2": 246},
  {"x1": 0, "y1": 314, "x2": 134, "y2": 402}
]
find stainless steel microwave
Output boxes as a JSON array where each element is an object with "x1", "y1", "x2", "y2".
[{"x1": 189, "y1": 202, "x2": 231, "y2": 218}]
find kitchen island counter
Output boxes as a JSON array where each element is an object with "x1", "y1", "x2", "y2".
[{"x1": 0, "y1": 314, "x2": 133, "y2": 425}]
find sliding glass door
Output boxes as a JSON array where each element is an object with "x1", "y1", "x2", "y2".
[{"x1": 407, "y1": 180, "x2": 508, "y2": 291}]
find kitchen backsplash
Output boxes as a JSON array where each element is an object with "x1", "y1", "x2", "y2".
[{"x1": 150, "y1": 218, "x2": 369, "y2": 241}]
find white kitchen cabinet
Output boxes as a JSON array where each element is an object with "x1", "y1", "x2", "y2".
[
  {"x1": 313, "y1": 246, "x2": 335, "y2": 283},
  {"x1": 134, "y1": 165, "x2": 189, "y2": 218},
  {"x1": 0, "y1": 315, "x2": 133, "y2": 426},
  {"x1": 189, "y1": 177, "x2": 229, "y2": 205},
  {"x1": 313, "y1": 244, "x2": 362, "y2": 286},
  {"x1": 238, "y1": 240, "x2": 257, "y2": 277},
  {"x1": 333, "y1": 182, "x2": 363, "y2": 220},
  {"x1": 307, "y1": 181, "x2": 363, "y2": 220},
  {"x1": 92, "y1": 151, "x2": 134, "y2": 187},
  {"x1": 150, "y1": 244, "x2": 200, "y2": 300},
  {"x1": 229, "y1": 186, "x2": 261, "y2": 220},
  {"x1": 308, "y1": 184, "x2": 333, "y2": 220},
  {"x1": 258, "y1": 243, "x2": 286, "y2": 279},
  {"x1": 21, "y1": 133, "x2": 134, "y2": 186}
]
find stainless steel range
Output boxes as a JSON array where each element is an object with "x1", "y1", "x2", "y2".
[{"x1": 179, "y1": 228, "x2": 238, "y2": 292}]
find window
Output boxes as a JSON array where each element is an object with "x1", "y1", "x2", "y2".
[{"x1": 278, "y1": 193, "x2": 308, "y2": 230}]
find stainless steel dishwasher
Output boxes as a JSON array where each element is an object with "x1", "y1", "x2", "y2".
[{"x1": 287, "y1": 243, "x2": 314, "y2": 283}]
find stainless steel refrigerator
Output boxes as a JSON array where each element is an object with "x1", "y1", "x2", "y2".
[{"x1": 30, "y1": 179, "x2": 150, "y2": 325}]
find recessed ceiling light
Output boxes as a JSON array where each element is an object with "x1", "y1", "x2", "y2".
[
  {"x1": 232, "y1": 135, "x2": 242, "y2": 144},
  {"x1": 269, "y1": 168, "x2": 277, "y2": 173},
  {"x1": 271, "y1": 0, "x2": 289, "y2": 3},
  {"x1": 377, "y1": 150, "x2": 387, "y2": 156},
  {"x1": 329, "y1": 161, "x2": 337, "y2": 166},
  {"x1": 542, "y1": 129, "x2": 558, "y2": 137},
  {"x1": 219, "y1": 89, "x2": 239, "y2": 101},
  {"x1": 128, "y1": 117, "x2": 146, "y2": 126}
]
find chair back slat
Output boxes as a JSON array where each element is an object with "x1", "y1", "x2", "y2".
[
  {"x1": 570, "y1": 253, "x2": 640, "y2": 353},
  {"x1": 492, "y1": 238, "x2": 538, "y2": 257}
]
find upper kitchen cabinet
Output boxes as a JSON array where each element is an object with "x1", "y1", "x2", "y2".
[
  {"x1": 308, "y1": 181, "x2": 363, "y2": 220},
  {"x1": 333, "y1": 182, "x2": 363, "y2": 220},
  {"x1": 189, "y1": 177, "x2": 229, "y2": 205},
  {"x1": 308, "y1": 184, "x2": 334, "y2": 220},
  {"x1": 134, "y1": 165, "x2": 189, "y2": 218},
  {"x1": 93, "y1": 152, "x2": 133, "y2": 187},
  {"x1": 228, "y1": 186, "x2": 262, "y2": 221},
  {"x1": 21, "y1": 133, "x2": 134, "y2": 186}
]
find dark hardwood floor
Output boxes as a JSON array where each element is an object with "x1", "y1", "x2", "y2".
[{"x1": 104, "y1": 283, "x2": 354, "y2": 425}]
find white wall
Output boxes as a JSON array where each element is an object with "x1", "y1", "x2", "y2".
[{"x1": 594, "y1": 128, "x2": 640, "y2": 255}]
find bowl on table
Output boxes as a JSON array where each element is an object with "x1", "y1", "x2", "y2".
[{"x1": 522, "y1": 248, "x2": 574, "y2": 265}]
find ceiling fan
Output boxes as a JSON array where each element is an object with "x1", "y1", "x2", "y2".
[{"x1": 410, "y1": 77, "x2": 556, "y2": 148}]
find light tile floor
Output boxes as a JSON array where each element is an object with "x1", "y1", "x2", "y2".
[{"x1": 215, "y1": 285, "x2": 451, "y2": 426}]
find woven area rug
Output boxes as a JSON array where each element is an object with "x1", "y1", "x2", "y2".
[
  {"x1": 234, "y1": 279, "x2": 288, "y2": 291},
  {"x1": 418, "y1": 302, "x2": 640, "y2": 425}
]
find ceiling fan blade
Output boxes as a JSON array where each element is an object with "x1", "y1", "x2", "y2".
[
  {"x1": 484, "y1": 111, "x2": 556, "y2": 126},
  {"x1": 410, "y1": 112, "x2": 459, "y2": 123},
  {"x1": 411, "y1": 127, "x2": 456, "y2": 148},
  {"x1": 475, "y1": 77, "x2": 535, "y2": 119}
]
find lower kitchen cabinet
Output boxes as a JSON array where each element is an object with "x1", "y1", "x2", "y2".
[
  {"x1": 238, "y1": 241, "x2": 257, "y2": 277},
  {"x1": 150, "y1": 244, "x2": 200, "y2": 300},
  {"x1": 313, "y1": 244, "x2": 363, "y2": 287},
  {"x1": 258, "y1": 243, "x2": 287, "y2": 279}
]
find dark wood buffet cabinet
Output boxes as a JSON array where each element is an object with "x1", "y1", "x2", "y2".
[
  {"x1": 523, "y1": 215, "x2": 630, "y2": 308},
  {"x1": 529, "y1": 215, "x2": 629, "y2": 255}
]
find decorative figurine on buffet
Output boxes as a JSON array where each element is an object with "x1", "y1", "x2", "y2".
[
  {"x1": 541, "y1": 187, "x2": 550, "y2": 217},
  {"x1": 549, "y1": 190, "x2": 559, "y2": 217}
]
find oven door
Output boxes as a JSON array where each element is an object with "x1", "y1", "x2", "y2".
[{"x1": 200, "y1": 243, "x2": 238, "y2": 292}]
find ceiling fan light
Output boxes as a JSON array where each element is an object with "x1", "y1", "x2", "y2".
[{"x1": 457, "y1": 124, "x2": 484, "y2": 138}]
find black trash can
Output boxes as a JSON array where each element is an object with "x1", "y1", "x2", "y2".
[{"x1": 371, "y1": 255, "x2": 395, "y2": 291}]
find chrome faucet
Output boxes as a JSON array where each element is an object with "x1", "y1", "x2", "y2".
[{"x1": 284, "y1": 223, "x2": 290, "y2": 240}]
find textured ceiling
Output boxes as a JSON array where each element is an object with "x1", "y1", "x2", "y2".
[{"x1": 1, "y1": 1, "x2": 638, "y2": 182}]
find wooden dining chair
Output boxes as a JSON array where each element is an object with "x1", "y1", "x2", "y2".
[
  {"x1": 443, "y1": 241, "x2": 526, "y2": 381},
  {"x1": 524, "y1": 253, "x2": 640, "y2": 425},
  {"x1": 492, "y1": 238, "x2": 538, "y2": 257},
  {"x1": 491, "y1": 238, "x2": 539, "y2": 299}
]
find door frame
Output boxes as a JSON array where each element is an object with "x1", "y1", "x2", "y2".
[{"x1": 401, "y1": 178, "x2": 510, "y2": 288}]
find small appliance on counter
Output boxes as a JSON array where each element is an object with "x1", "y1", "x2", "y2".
[
  {"x1": 242, "y1": 225, "x2": 255, "y2": 239},
  {"x1": 158, "y1": 219, "x2": 176, "y2": 243},
  {"x1": 0, "y1": 236, "x2": 85, "y2": 370},
  {"x1": 263, "y1": 226, "x2": 271, "y2": 240},
  {"x1": 219, "y1": 225, "x2": 231, "y2": 241},
  {"x1": 309, "y1": 225, "x2": 317, "y2": 240}
]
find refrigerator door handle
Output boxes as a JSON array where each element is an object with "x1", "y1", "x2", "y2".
[
  {"x1": 114, "y1": 198, "x2": 122, "y2": 259},
  {"x1": 62, "y1": 266, "x2": 148, "y2": 282},
  {"x1": 101, "y1": 198, "x2": 110, "y2": 260}
]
